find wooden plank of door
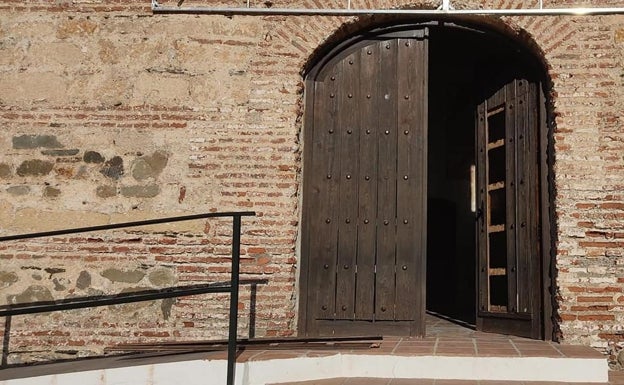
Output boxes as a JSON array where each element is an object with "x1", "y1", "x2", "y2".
[
  {"x1": 539, "y1": 82, "x2": 552, "y2": 340},
  {"x1": 395, "y1": 36, "x2": 425, "y2": 322},
  {"x1": 335, "y1": 54, "x2": 360, "y2": 320},
  {"x1": 355, "y1": 42, "x2": 379, "y2": 320},
  {"x1": 476, "y1": 101, "x2": 488, "y2": 315},
  {"x1": 528, "y1": 81, "x2": 543, "y2": 337},
  {"x1": 515, "y1": 79, "x2": 531, "y2": 315},
  {"x1": 310, "y1": 76, "x2": 341, "y2": 321},
  {"x1": 375, "y1": 38, "x2": 398, "y2": 321},
  {"x1": 504, "y1": 81, "x2": 518, "y2": 313}
]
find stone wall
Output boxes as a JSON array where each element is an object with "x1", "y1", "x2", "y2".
[
  {"x1": 0, "y1": 2, "x2": 300, "y2": 363},
  {"x1": 0, "y1": 0, "x2": 623, "y2": 363}
]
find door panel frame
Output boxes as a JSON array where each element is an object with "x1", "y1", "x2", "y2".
[
  {"x1": 475, "y1": 78, "x2": 544, "y2": 339},
  {"x1": 299, "y1": 26, "x2": 429, "y2": 337}
]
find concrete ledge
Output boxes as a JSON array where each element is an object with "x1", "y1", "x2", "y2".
[{"x1": 0, "y1": 353, "x2": 609, "y2": 385}]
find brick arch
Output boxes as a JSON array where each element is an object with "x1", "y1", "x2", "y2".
[
  {"x1": 299, "y1": 13, "x2": 553, "y2": 77},
  {"x1": 293, "y1": 9, "x2": 564, "y2": 339},
  {"x1": 264, "y1": 0, "x2": 617, "y2": 345}
]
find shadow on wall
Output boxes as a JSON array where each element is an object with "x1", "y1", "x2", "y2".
[{"x1": 0, "y1": 279, "x2": 267, "y2": 367}]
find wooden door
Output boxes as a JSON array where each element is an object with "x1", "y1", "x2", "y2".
[
  {"x1": 475, "y1": 77, "x2": 543, "y2": 339},
  {"x1": 300, "y1": 28, "x2": 429, "y2": 336}
]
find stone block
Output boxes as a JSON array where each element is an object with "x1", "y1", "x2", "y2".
[
  {"x1": 75, "y1": 271, "x2": 91, "y2": 290},
  {"x1": 100, "y1": 156, "x2": 124, "y2": 180},
  {"x1": 132, "y1": 151, "x2": 169, "y2": 181},
  {"x1": 101, "y1": 268, "x2": 146, "y2": 284},
  {"x1": 148, "y1": 268, "x2": 178, "y2": 287},
  {"x1": 43, "y1": 186, "x2": 61, "y2": 198},
  {"x1": 120, "y1": 184, "x2": 160, "y2": 198},
  {"x1": 52, "y1": 277, "x2": 68, "y2": 291},
  {"x1": 7, "y1": 185, "x2": 30, "y2": 196},
  {"x1": 0, "y1": 271, "x2": 19, "y2": 289},
  {"x1": 16, "y1": 159, "x2": 54, "y2": 176},
  {"x1": 41, "y1": 149, "x2": 80, "y2": 156},
  {"x1": 13, "y1": 135, "x2": 62, "y2": 149},
  {"x1": 12, "y1": 208, "x2": 109, "y2": 232},
  {"x1": 0, "y1": 72, "x2": 68, "y2": 104},
  {"x1": 83, "y1": 151, "x2": 105, "y2": 163},
  {"x1": 6, "y1": 285, "x2": 53, "y2": 304},
  {"x1": 56, "y1": 18, "x2": 97, "y2": 39},
  {"x1": 98, "y1": 39, "x2": 119, "y2": 64},
  {"x1": 0, "y1": 200, "x2": 14, "y2": 225},
  {"x1": 161, "y1": 297, "x2": 175, "y2": 320},
  {"x1": 132, "y1": 158, "x2": 154, "y2": 181},
  {"x1": 27, "y1": 41, "x2": 84, "y2": 67},
  {"x1": 96, "y1": 185, "x2": 117, "y2": 198},
  {"x1": 0, "y1": 163, "x2": 12, "y2": 178},
  {"x1": 132, "y1": 73, "x2": 190, "y2": 104}
]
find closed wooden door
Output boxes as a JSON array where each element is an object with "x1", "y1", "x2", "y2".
[
  {"x1": 300, "y1": 28, "x2": 429, "y2": 336},
  {"x1": 475, "y1": 77, "x2": 543, "y2": 339}
]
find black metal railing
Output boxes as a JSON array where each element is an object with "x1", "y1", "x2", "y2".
[{"x1": 0, "y1": 211, "x2": 255, "y2": 385}]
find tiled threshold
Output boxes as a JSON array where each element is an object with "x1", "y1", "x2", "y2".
[{"x1": 0, "y1": 315, "x2": 609, "y2": 385}]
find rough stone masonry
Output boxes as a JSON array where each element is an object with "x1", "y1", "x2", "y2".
[{"x1": 0, "y1": 0, "x2": 623, "y2": 364}]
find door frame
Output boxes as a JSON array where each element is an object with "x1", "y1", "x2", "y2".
[{"x1": 298, "y1": 20, "x2": 555, "y2": 340}]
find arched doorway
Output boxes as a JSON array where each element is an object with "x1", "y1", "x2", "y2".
[{"x1": 298, "y1": 20, "x2": 552, "y2": 339}]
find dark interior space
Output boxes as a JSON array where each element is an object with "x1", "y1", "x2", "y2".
[{"x1": 426, "y1": 25, "x2": 524, "y2": 326}]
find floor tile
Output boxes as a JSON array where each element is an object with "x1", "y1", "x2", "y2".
[
  {"x1": 390, "y1": 379, "x2": 435, "y2": 385},
  {"x1": 343, "y1": 378, "x2": 392, "y2": 384}
]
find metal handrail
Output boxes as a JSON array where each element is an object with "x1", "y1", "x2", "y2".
[{"x1": 0, "y1": 211, "x2": 255, "y2": 385}]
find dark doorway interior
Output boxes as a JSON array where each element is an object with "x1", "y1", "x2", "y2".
[{"x1": 426, "y1": 26, "x2": 525, "y2": 326}]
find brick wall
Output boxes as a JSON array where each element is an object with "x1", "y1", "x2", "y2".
[{"x1": 0, "y1": 0, "x2": 623, "y2": 362}]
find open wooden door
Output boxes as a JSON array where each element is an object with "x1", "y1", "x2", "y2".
[
  {"x1": 300, "y1": 27, "x2": 429, "y2": 337},
  {"x1": 475, "y1": 77, "x2": 543, "y2": 339}
]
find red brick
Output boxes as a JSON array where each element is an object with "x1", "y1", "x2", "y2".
[
  {"x1": 570, "y1": 305, "x2": 609, "y2": 311},
  {"x1": 578, "y1": 314, "x2": 616, "y2": 321},
  {"x1": 577, "y1": 296, "x2": 613, "y2": 303},
  {"x1": 600, "y1": 203, "x2": 624, "y2": 210}
]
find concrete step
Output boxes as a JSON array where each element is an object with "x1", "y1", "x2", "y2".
[
  {"x1": 272, "y1": 370, "x2": 624, "y2": 385},
  {"x1": 0, "y1": 351, "x2": 609, "y2": 385}
]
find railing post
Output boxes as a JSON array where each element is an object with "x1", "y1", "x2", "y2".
[
  {"x1": 2, "y1": 315, "x2": 11, "y2": 367},
  {"x1": 227, "y1": 215, "x2": 242, "y2": 385}
]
